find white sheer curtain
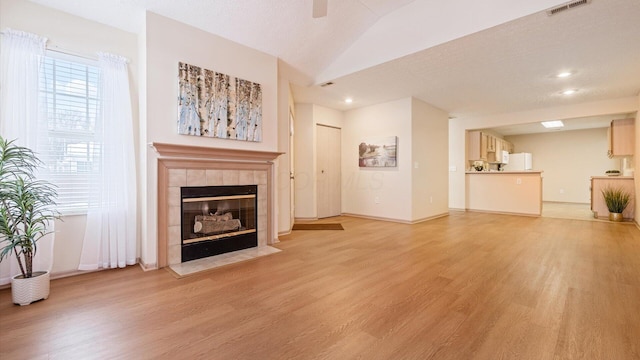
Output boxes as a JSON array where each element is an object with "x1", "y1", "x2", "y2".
[
  {"x1": 78, "y1": 52, "x2": 137, "y2": 270},
  {"x1": 0, "y1": 29, "x2": 54, "y2": 285}
]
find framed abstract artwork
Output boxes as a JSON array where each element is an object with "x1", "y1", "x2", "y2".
[{"x1": 177, "y1": 62, "x2": 262, "y2": 142}]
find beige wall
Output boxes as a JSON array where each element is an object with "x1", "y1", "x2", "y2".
[
  {"x1": 294, "y1": 97, "x2": 448, "y2": 223},
  {"x1": 342, "y1": 98, "x2": 413, "y2": 221},
  {"x1": 293, "y1": 104, "x2": 344, "y2": 219},
  {"x1": 143, "y1": 13, "x2": 278, "y2": 151},
  {"x1": 142, "y1": 12, "x2": 279, "y2": 267},
  {"x1": 411, "y1": 98, "x2": 449, "y2": 220},
  {"x1": 449, "y1": 97, "x2": 639, "y2": 210},
  {"x1": 293, "y1": 104, "x2": 315, "y2": 218},
  {"x1": 506, "y1": 128, "x2": 618, "y2": 203},
  {"x1": 276, "y1": 70, "x2": 295, "y2": 235},
  {"x1": 0, "y1": 0, "x2": 139, "y2": 275}
]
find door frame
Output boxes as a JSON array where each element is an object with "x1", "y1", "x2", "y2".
[
  {"x1": 316, "y1": 124, "x2": 342, "y2": 218},
  {"x1": 289, "y1": 110, "x2": 295, "y2": 228}
]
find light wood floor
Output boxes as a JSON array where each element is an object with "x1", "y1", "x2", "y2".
[
  {"x1": 542, "y1": 201, "x2": 595, "y2": 221},
  {"x1": 1, "y1": 212, "x2": 640, "y2": 359}
]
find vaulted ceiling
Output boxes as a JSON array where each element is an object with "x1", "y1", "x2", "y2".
[{"x1": 27, "y1": 0, "x2": 640, "y2": 123}]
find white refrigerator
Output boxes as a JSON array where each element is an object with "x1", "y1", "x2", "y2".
[{"x1": 503, "y1": 152, "x2": 532, "y2": 171}]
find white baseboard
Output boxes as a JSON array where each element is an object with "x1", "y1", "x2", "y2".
[{"x1": 341, "y1": 212, "x2": 449, "y2": 224}]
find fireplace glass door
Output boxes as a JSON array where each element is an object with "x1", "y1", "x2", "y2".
[{"x1": 181, "y1": 185, "x2": 257, "y2": 262}]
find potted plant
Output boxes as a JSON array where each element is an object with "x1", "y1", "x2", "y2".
[
  {"x1": 601, "y1": 186, "x2": 631, "y2": 222},
  {"x1": 0, "y1": 136, "x2": 58, "y2": 305}
]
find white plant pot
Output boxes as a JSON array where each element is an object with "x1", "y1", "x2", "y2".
[{"x1": 11, "y1": 271, "x2": 50, "y2": 306}]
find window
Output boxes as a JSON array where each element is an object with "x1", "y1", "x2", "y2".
[{"x1": 39, "y1": 52, "x2": 101, "y2": 214}]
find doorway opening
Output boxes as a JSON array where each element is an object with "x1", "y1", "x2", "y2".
[{"x1": 541, "y1": 202, "x2": 593, "y2": 221}]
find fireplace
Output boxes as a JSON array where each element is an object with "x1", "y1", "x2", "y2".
[
  {"x1": 181, "y1": 185, "x2": 258, "y2": 262},
  {"x1": 152, "y1": 142, "x2": 282, "y2": 269}
]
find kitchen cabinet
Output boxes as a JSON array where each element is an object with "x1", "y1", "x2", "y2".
[
  {"x1": 486, "y1": 135, "x2": 496, "y2": 152},
  {"x1": 467, "y1": 130, "x2": 513, "y2": 162},
  {"x1": 467, "y1": 131, "x2": 514, "y2": 162},
  {"x1": 608, "y1": 118, "x2": 634, "y2": 157},
  {"x1": 505, "y1": 141, "x2": 514, "y2": 153},
  {"x1": 481, "y1": 134, "x2": 489, "y2": 160},
  {"x1": 493, "y1": 140, "x2": 503, "y2": 162},
  {"x1": 467, "y1": 130, "x2": 487, "y2": 161},
  {"x1": 591, "y1": 176, "x2": 635, "y2": 220}
]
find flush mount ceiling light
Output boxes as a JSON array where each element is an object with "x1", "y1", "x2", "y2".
[
  {"x1": 561, "y1": 89, "x2": 578, "y2": 95},
  {"x1": 345, "y1": 98, "x2": 353, "y2": 104},
  {"x1": 541, "y1": 120, "x2": 564, "y2": 128},
  {"x1": 556, "y1": 71, "x2": 573, "y2": 78}
]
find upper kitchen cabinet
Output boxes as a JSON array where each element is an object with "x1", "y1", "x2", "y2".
[
  {"x1": 486, "y1": 135, "x2": 496, "y2": 152},
  {"x1": 489, "y1": 138, "x2": 507, "y2": 163},
  {"x1": 495, "y1": 139, "x2": 503, "y2": 160},
  {"x1": 504, "y1": 140, "x2": 514, "y2": 154},
  {"x1": 467, "y1": 130, "x2": 487, "y2": 161},
  {"x1": 608, "y1": 118, "x2": 635, "y2": 157},
  {"x1": 467, "y1": 131, "x2": 514, "y2": 162}
]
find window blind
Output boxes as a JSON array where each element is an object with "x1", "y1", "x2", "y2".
[{"x1": 39, "y1": 53, "x2": 101, "y2": 214}]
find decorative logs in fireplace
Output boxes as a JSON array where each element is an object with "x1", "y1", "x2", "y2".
[
  {"x1": 181, "y1": 185, "x2": 257, "y2": 262},
  {"x1": 193, "y1": 213, "x2": 240, "y2": 234}
]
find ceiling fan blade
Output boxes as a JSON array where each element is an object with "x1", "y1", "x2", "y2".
[{"x1": 312, "y1": 0, "x2": 328, "y2": 18}]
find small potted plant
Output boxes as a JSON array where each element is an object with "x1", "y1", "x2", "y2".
[
  {"x1": 601, "y1": 186, "x2": 631, "y2": 222},
  {"x1": 0, "y1": 136, "x2": 58, "y2": 305}
]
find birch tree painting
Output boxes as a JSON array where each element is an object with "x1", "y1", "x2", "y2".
[{"x1": 177, "y1": 62, "x2": 262, "y2": 142}]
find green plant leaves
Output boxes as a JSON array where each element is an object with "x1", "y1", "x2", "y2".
[
  {"x1": 0, "y1": 136, "x2": 59, "y2": 278},
  {"x1": 601, "y1": 186, "x2": 631, "y2": 214}
]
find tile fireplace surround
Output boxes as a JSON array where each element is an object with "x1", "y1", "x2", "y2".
[{"x1": 153, "y1": 143, "x2": 282, "y2": 268}]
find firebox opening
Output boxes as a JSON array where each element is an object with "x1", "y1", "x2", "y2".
[{"x1": 181, "y1": 185, "x2": 257, "y2": 262}]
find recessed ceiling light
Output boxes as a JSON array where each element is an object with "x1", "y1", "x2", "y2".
[
  {"x1": 561, "y1": 89, "x2": 578, "y2": 95},
  {"x1": 345, "y1": 98, "x2": 353, "y2": 104},
  {"x1": 541, "y1": 120, "x2": 564, "y2": 128},
  {"x1": 556, "y1": 71, "x2": 573, "y2": 78}
]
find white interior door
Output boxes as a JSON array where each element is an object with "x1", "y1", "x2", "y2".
[{"x1": 316, "y1": 125, "x2": 341, "y2": 218}]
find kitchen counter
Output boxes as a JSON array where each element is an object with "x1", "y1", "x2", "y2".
[
  {"x1": 590, "y1": 175, "x2": 634, "y2": 179},
  {"x1": 466, "y1": 170, "x2": 543, "y2": 175},
  {"x1": 466, "y1": 171, "x2": 543, "y2": 216}
]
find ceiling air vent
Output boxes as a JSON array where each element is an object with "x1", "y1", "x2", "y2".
[{"x1": 546, "y1": 0, "x2": 591, "y2": 16}]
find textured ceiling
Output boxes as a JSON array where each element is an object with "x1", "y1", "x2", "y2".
[
  {"x1": 492, "y1": 113, "x2": 635, "y2": 136},
  {"x1": 27, "y1": 0, "x2": 419, "y2": 82},
  {"x1": 26, "y1": 0, "x2": 640, "y2": 130},
  {"x1": 294, "y1": 0, "x2": 640, "y2": 118}
]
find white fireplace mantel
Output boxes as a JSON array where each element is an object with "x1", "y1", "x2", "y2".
[{"x1": 151, "y1": 142, "x2": 282, "y2": 162}]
